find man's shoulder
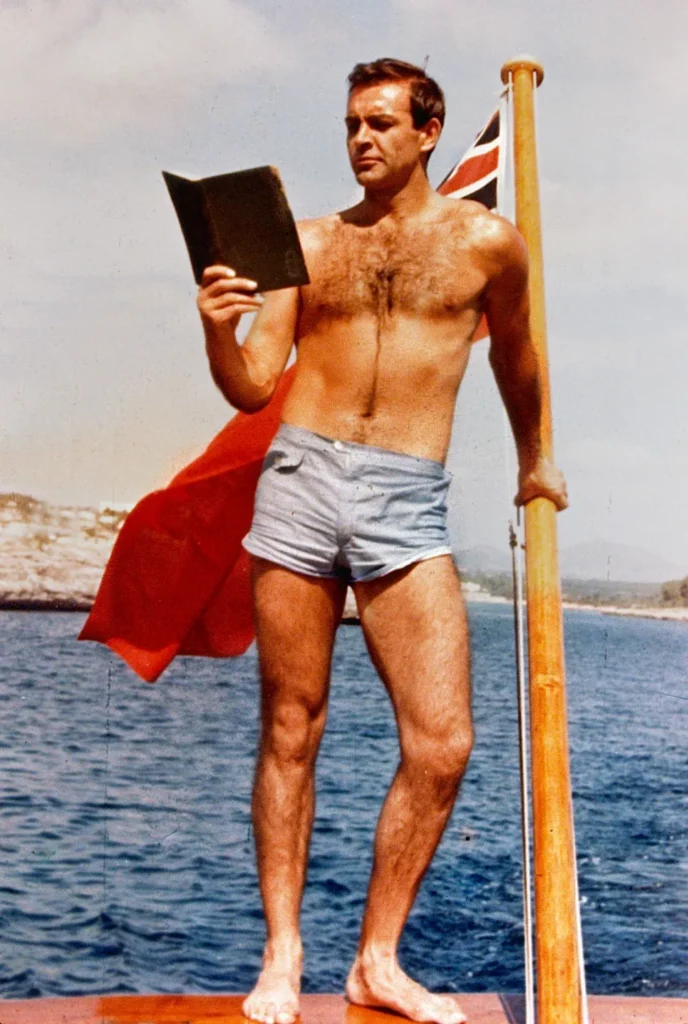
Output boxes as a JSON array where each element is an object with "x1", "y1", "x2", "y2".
[
  {"x1": 441, "y1": 197, "x2": 520, "y2": 243},
  {"x1": 443, "y1": 199, "x2": 527, "y2": 272}
]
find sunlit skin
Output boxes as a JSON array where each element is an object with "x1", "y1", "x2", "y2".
[{"x1": 197, "y1": 77, "x2": 567, "y2": 1024}]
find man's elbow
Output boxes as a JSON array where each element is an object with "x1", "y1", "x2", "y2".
[
  {"x1": 209, "y1": 366, "x2": 277, "y2": 413},
  {"x1": 235, "y1": 391, "x2": 273, "y2": 414}
]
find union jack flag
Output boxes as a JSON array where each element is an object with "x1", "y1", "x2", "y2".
[{"x1": 437, "y1": 104, "x2": 506, "y2": 211}]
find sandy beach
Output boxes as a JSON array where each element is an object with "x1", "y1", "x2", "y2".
[
  {"x1": 563, "y1": 601, "x2": 688, "y2": 623},
  {"x1": 464, "y1": 589, "x2": 688, "y2": 622}
]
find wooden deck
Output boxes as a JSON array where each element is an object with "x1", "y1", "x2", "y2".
[{"x1": 0, "y1": 993, "x2": 686, "y2": 1024}]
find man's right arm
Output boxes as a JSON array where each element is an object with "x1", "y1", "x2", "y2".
[{"x1": 197, "y1": 265, "x2": 299, "y2": 412}]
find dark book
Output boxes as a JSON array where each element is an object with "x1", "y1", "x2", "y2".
[{"x1": 162, "y1": 165, "x2": 310, "y2": 291}]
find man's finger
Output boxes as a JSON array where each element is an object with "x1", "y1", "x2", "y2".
[
  {"x1": 201, "y1": 265, "x2": 237, "y2": 284},
  {"x1": 205, "y1": 302, "x2": 264, "y2": 321},
  {"x1": 207, "y1": 291, "x2": 264, "y2": 309},
  {"x1": 514, "y1": 484, "x2": 568, "y2": 511},
  {"x1": 203, "y1": 277, "x2": 259, "y2": 297}
]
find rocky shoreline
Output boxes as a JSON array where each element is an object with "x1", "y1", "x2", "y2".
[
  {"x1": 0, "y1": 493, "x2": 125, "y2": 611},
  {"x1": 1, "y1": 493, "x2": 686, "y2": 623}
]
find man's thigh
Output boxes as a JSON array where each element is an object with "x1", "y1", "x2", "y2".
[
  {"x1": 353, "y1": 555, "x2": 471, "y2": 744},
  {"x1": 252, "y1": 557, "x2": 348, "y2": 711}
]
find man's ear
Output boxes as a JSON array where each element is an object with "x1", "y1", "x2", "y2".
[{"x1": 419, "y1": 116, "x2": 443, "y2": 157}]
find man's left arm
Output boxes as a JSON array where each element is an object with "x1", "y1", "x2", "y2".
[{"x1": 482, "y1": 219, "x2": 568, "y2": 511}]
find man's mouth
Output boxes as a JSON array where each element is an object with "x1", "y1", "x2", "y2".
[{"x1": 354, "y1": 156, "x2": 379, "y2": 168}]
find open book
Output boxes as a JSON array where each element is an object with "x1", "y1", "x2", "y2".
[{"x1": 162, "y1": 165, "x2": 310, "y2": 291}]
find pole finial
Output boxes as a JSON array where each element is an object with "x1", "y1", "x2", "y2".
[{"x1": 501, "y1": 55, "x2": 544, "y2": 86}]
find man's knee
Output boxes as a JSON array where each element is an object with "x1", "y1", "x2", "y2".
[
  {"x1": 262, "y1": 697, "x2": 327, "y2": 767},
  {"x1": 404, "y1": 722, "x2": 474, "y2": 796},
  {"x1": 427, "y1": 725, "x2": 474, "y2": 780}
]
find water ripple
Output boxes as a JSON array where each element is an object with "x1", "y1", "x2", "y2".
[{"x1": 0, "y1": 607, "x2": 685, "y2": 998}]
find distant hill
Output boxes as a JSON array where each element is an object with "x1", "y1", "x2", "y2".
[
  {"x1": 456, "y1": 545, "x2": 511, "y2": 574},
  {"x1": 558, "y1": 541, "x2": 684, "y2": 584},
  {"x1": 457, "y1": 540, "x2": 683, "y2": 584}
]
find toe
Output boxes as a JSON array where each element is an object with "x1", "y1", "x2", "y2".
[
  {"x1": 244, "y1": 1007, "x2": 260, "y2": 1023},
  {"x1": 444, "y1": 1002, "x2": 467, "y2": 1024}
]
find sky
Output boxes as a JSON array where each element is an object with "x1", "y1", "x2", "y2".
[{"x1": 1, "y1": 0, "x2": 687, "y2": 572}]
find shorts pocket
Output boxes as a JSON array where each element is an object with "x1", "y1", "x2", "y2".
[{"x1": 263, "y1": 447, "x2": 305, "y2": 473}]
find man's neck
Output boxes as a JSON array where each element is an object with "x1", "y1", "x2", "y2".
[{"x1": 360, "y1": 165, "x2": 437, "y2": 221}]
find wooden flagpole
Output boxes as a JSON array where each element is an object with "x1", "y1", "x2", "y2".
[{"x1": 500, "y1": 56, "x2": 582, "y2": 1024}]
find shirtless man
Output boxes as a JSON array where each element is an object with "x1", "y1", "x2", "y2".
[{"x1": 197, "y1": 58, "x2": 567, "y2": 1024}]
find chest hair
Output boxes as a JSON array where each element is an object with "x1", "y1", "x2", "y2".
[{"x1": 305, "y1": 219, "x2": 483, "y2": 319}]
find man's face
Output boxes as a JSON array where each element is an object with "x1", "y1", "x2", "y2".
[{"x1": 345, "y1": 81, "x2": 434, "y2": 189}]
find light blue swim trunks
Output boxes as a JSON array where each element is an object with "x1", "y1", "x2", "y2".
[{"x1": 242, "y1": 424, "x2": 453, "y2": 583}]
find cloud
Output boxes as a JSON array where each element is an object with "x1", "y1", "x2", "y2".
[
  {"x1": 2, "y1": 0, "x2": 686, "y2": 566},
  {"x1": 562, "y1": 435, "x2": 688, "y2": 478},
  {"x1": 390, "y1": 0, "x2": 688, "y2": 83},
  {"x1": 564, "y1": 437, "x2": 654, "y2": 473},
  {"x1": 0, "y1": 0, "x2": 296, "y2": 147},
  {"x1": 541, "y1": 178, "x2": 688, "y2": 296}
]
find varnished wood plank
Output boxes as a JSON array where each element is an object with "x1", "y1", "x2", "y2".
[
  {"x1": 0, "y1": 994, "x2": 686, "y2": 1024},
  {"x1": 0, "y1": 993, "x2": 500, "y2": 1024},
  {"x1": 587, "y1": 995, "x2": 688, "y2": 1023}
]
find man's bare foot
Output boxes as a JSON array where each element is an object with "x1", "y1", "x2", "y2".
[
  {"x1": 346, "y1": 953, "x2": 467, "y2": 1024},
  {"x1": 242, "y1": 940, "x2": 302, "y2": 1024}
]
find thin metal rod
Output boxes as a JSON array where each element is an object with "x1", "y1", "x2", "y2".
[
  {"x1": 510, "y1": 521, "x2": 535, "y2": 1024},
  {"x1": 572, "y1": 815, "x2": 590, "y2": 1024}
]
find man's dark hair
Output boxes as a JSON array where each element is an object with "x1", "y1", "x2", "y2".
[{"x1": 347, "y1": 58, "x2": 446, "y2": 155}]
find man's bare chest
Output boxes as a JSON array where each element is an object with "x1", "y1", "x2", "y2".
[{"x1": 303, "y1": 224, "x2": 485, "y2": 319}]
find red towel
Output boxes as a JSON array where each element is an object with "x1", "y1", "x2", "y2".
[{"x1": 79, "y1": 367, "x2": 295, "y2": 682}]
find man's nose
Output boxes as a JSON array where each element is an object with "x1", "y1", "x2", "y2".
[{"x1": 353, "y1": 122, "x2": 373, "y2": 147}]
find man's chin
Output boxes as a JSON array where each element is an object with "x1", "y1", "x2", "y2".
[
  {"x1": 353, "y1": 166, "x2": 392, "y2": 188},
  {"x1": 353, "y1": 167, "x2": 377, "y2": 182}
]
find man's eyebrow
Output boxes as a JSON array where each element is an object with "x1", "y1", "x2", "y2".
[{"x1": 345, "y1": 113, "x2": 397, "y2": 125}]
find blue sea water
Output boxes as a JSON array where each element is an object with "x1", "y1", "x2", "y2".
[{"x1": 0, "y1": 604, "x2": 686, "y2": 999}]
